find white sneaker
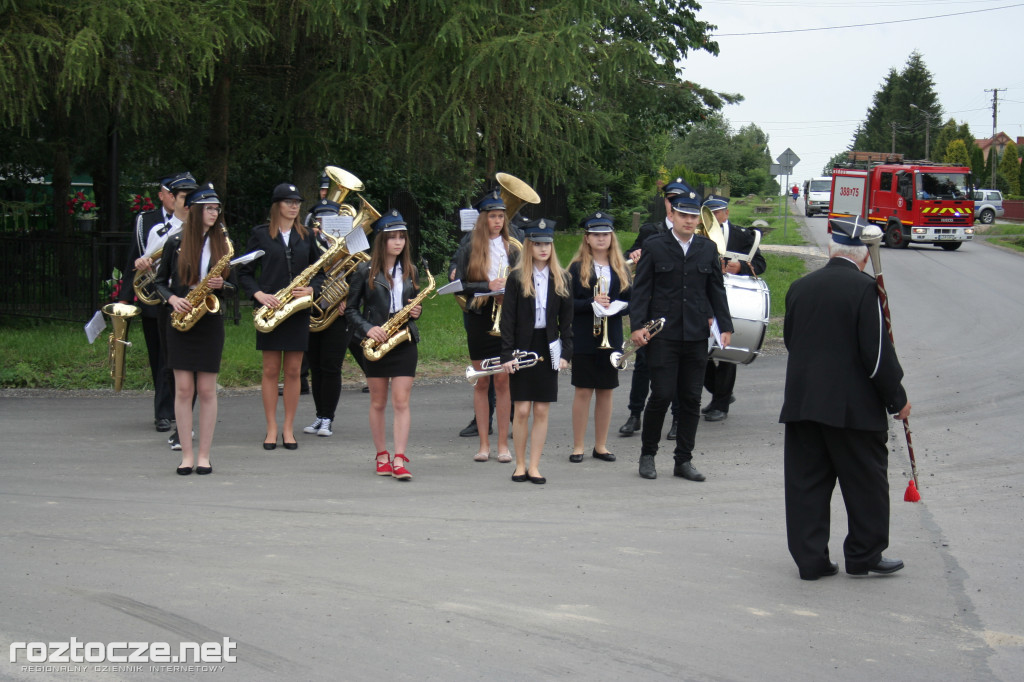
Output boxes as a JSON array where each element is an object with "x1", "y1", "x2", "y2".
[
  {"x1": 317, "y1": 418, "x2": 333, "y2": 437},
  {"x1": 303, "y1": 418, "x2": 323, "y2": 434}
]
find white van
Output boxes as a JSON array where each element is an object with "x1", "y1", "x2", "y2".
[{"x1": 804, "y1": 176, "x2": 832, "y2": 216}]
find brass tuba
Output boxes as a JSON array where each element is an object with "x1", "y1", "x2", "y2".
[
  {"x1": 132, "y1": 248, "x2": 163, "y2": 306},
  {"x1": 698, "y1": 205, "x2": 728, "y2": 255},
  {"x1": 103, "y1": 302, "x2": 141, "y2": 391},
  {"x1": 496, "y1": 172, "x2": 541, "y2": 220}
]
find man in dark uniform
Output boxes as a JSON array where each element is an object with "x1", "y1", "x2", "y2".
[
  {"x1": 780, "y1": 216, "x2": 910, "y2": 581},
  {"x1": 700, "y1": 194, "x2": 767, "y2": 422},
  {"x1": 629, "y1": 185, "x2": 733, "y2": 481},
  {"x1": 118, "y1": 173, "x2": 195, "y2": 433},
  {"x1": 618, "y1": 179, "x2": 686, "y2": 439}
]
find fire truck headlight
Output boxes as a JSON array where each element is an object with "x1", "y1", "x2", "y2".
[
  {"x1": 965, "y1": 228, "x2": 974, "y2": 235},
  {"x1": 912, "y1": 228, "x2": 927, "y2": 235}
]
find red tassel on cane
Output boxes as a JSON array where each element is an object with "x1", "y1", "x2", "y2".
[{"x1": 904, "y1": 480, "x2": 921, "y2": 503}]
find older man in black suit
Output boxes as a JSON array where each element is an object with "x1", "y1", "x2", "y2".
[
  {"x1": 629, "y1": 186, "x2": 733, "y2": 481},
  {"x1": 780, "y1": 216, "x2": 911, "y2": 581}
]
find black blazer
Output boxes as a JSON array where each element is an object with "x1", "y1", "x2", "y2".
[
  {"x1": 624, "y1": 219, "x2": 670, "y2": 258},
  {"x1": 237, "y1": 223, "x2": 323, "y2": 303},
  {"x1": 452, "y1": 238, "x2": 522, "y2": 316},
  {"x1": 723, "y1": 220, "x2": 767, "y2": 276},
  {"x1": 780, "y1": 257, "x2": 907, "y2": 431},
  {"x1": 568, "y1": 261, "x2": 630, "y2": 354},
  {"x1": 119, "y1": 209, "x2": 172, "y2": 316},
  {"x1": 629, "y1": 231, "x2": 733, "y2": 342},
  {"x1": 345, "y1": 261, "x2": 421, "y2": 343},
  {"x1": 152, "y1": 233, "x2": 237, "y2": 304},
  {"x1": 499, "y1": 267, "x2": 573, "y2": 364}
]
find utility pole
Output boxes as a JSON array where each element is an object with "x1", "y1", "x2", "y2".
[
  {"x1": 890, "y1": 121, "x2": 899, "y2": 154},
  {"x1": 985, "y1": 88, "x2": 1006, "y2": 188}
]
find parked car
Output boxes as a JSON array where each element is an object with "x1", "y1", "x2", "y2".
[{"x1": 973, "y1": 189, "x2": 1004, "y2": 225}]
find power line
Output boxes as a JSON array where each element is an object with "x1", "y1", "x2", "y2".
[{"x1": 712, "y1": 3, "x2": 1024, "y2": 36}]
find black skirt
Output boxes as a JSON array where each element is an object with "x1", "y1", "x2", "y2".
[
  {"x1": 363, "y1": 335, "x2": 417, "y2": 378},
  {"x1": 510, "y1": 328, "x2": 558, "y2": 403},
  {"x1": 464, "y1": 305, "x2": 502, "y2": 361},
  {"x1": 570, "y1": 351, "x2": 619, "y2": 390},
  {"x1": 256, "y1": 308, "x2": 310, "y2": 352},
  {"x1": 166, "y1": 312, "x2": 224, "y2": 373}
]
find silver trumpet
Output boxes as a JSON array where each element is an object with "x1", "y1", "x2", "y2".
[
  {"x1": 594, "y1": 275, "x2": 612, "y2": 350},
  {"x1": 465, "y1": 351, "x2": 543, "y2": 385},
  {"x1": 609, "y1": 318, "x2": 665, "y2": 370}
]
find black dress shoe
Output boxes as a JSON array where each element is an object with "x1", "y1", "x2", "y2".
[
  {"x1": 702, "y1": 395, "x2": 735, "y2": 414},
  {"x1": 195, "y1": 465, "x2": 213, "y2": 475},
  {"x1": 704, "y1": 409, "x2": 728, "y2": 422},
  {"x1": 263, "y1": 435, "x2": 277, "y2": 451},
  {"x1": 848, "y1": 556, "x2": 904, "y2": 575},
  {"x1": 618, "y1": 414, "x2": 641, "y2": 436},
  {"x1": 155, "y1": 418, "x2": 172, "y2": 432},
  {"x1": 459, "y1": 418, "x2": 479, "y2": 437},
  {"x1": 592, "y1": 449, "x2": 616, "y2": 462},
  {"x1": 666, "y1": 418, "x2": 678, "y2": 440},
  {"x1": 569, "y1": 453, "x2": 584, "y2": 463},
  {"x1": 176, "y1": 465, "x2": 193, "y2": 476},
  {"x1": 673, "y1": 460, "x2": 705, "y2": 482},
  {"x1": 799, "y1": 561, "x2": 839, "y2": 581},
  {"x1": 361, "y1": 385, "x2": 370, "y2": 393},
  {"x1": 282, "y1": 438, "x2": 298, "y2": 450},
  {"x1": 528, "y1": 475, "x2": 546, "y2": 484},
  {"x1": 300, "y1": 381, "x2": 310, "y2": 395},
  {"x1": 639, "y1": 454, "x2": 657, "y2": 479},
  {"x1": 511, "y1": 472, "x2": 529, "y2": 482}
]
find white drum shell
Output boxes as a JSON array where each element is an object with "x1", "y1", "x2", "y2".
[{"x1": 711, "y1": 274, "x2": 770, "y2": 365}]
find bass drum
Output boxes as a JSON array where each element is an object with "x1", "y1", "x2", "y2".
[{"x1": 711, "y1": 273, "x2": 770, "y2": 365}]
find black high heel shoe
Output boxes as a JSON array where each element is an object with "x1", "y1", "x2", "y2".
[{"x1": 263, "y1": 434, "x2": 277, "y2": 450}]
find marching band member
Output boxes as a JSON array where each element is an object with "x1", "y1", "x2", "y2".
[
  {"x1": 302, "y1": 199, "x2": 349, "y2": 438},
  {"x1": 567, "y1": 212, "x2": 631, "y2": 464},
  {"x1": 238, "y1": 183, "x2": 323, "y2": 451},
  {"x1": 153, "y1": 183, "x2": 231, "y2": 475},
  {"x1": 345, "y1": 210, "x2": 421, "y2": 480},
  {"x1": 700, "y1": 194, "x2": 766, "y2": 422},
  {"x1": 629, "y1": 185, "x2": 732, "y2": 482},
  {"x1": 453, "y1": 190, "x2": 519, "y2": 463},
  {"x1": 500, "y1": 219, "x2": 572, "y2": 485},
  {"x1": 118, "y1": 173, "x2": 193, "y2": 435}
]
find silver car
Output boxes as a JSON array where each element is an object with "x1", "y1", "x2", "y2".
[{"x1": 973, "y1": 189, "x2": 1004, "y2": 225}]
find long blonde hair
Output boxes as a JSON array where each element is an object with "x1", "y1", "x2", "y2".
[
  {"x1": 515, "y1": 240, "x2": 569, "y2": 300},
  {"x1": 467, "y1": 209, "x2": 511, "y2": 309},
  {"x1": 569, "y1": 231, "x2": 631, "y2": 291}
]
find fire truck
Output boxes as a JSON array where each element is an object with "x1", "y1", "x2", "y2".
[{"x1": 829, "y1": 154, "x2": 974, "y2": 250}]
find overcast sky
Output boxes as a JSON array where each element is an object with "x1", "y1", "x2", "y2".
[{"x1": 681, "y1": 0, "x2": 1024, "y2": 185}]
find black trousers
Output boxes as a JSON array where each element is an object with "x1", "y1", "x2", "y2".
[
  {"x1": 308, "y1": 320, "x2": 350, "y2": 421},
  {"x1": 627, "y1": 345, "x2": 678, "y2": 418},
  {"x1": 141, "y1": 313, "x2": 174, "y2": 420},
  {"x1": 640, "y1": 338, "x2": 707, "y2": 460},
  {"x1": 784, "y1": 421, "x2": 890, "y2": 574},
  {"x1": 703, "y1": 359, "x2": 737, "y2": 412}
]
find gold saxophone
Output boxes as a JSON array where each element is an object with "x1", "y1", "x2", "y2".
[
  {"x1": 253, "y1": 231, "x2": 346, "y2": 333},
  {"x1": 102, "y1": 302, "x2": 141, "y2": 391},
  {"x1": 362, "y1": 266, "x2": 437, "y2": 361},
  {"x1": 132, "y1": 247, "x2": 163, "y2": 305},
  {"x1": 171, "y1": 227, "x2": 234, "y2": 332}
]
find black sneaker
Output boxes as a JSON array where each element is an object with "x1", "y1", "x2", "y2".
[
  {"x1": 169, "y1": 430, "x2": 181, "y2": 451},
  {"x1": 459, "y1": 418, "x2": 479, "y2": 438}
]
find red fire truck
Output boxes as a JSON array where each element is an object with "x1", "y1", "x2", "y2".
[{"x1": 829, "y1": 157, "x2": 974, "y2": 250}]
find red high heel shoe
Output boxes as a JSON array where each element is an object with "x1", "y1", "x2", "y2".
[{"x1": 375, "y1": 451, "x2": 392, "y2": 476}]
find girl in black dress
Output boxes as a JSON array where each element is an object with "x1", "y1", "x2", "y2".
[
  {"x1": 500, "y1": 219, "x2": 572, "y2": 484},
  {"x1": 453, "y1": 190, "x2": 519, "y2": 463},
  {"x1": 154, "y1": 183, "x2": 231, "y2": 475},
  {"x1": 567, "y1": 212, "x2": 632, "y2": 464},
  {"x1": 238, "y1": 183, "x2": 323, "y2": 451},
  {"x1": 345, "y1": 210, "x2": 422, "y2": 480}
]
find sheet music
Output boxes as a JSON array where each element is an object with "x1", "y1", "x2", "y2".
[
  {"x1": 474, "y1": 289, "x2": 503, "y2": 298},
  {"x1": 460, "y1": 209, "x2": 479, "y2": 232},
  {"x1": 549, "y1": 339, "x2": 562, "y2": 370},
  {"x1": 84, "y1": 311, "x2": 106, "y2": 345},
  {"x1": 320, "y1": 215, "x2": 353, "y2": 239},
  {"x1": 709, "y1": 317, "x2": 723, "y2": 350},
  {"x1": 230, "y1": 250, "x2": 264, "y2": 267},
  {"x1": 437, "y1": 280, "x2": 465, "y2": 295},
  {"x1": 344, "y1": 225, "x2": 371, "y2": 254}
]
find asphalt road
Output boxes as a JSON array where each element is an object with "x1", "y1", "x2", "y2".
[{"x1": 2, "y1": 214, "x2": 1022, "y2": 681}]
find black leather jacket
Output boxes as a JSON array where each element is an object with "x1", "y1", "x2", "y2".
[{"x1": 345, "y1": 261, "x2": 421, "y2": 343}]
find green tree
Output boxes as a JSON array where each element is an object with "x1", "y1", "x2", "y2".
[
  {"x1": 997, "y1": 141, "x2": 1020, "y2": 195},
  {"x1": 970, "y1": 144, "x2": 986, "y2": 185},
  {"x1": 931, "y1": 119, "x2": 975, "y2": 165},
  {"x1": 984, "y1": 148, "x2": 996, "y2": 188},
  {"x1": 823, "y1": 151, "x2": 849, "y2": 175},
  {"x1": 942, "y1": 139, "x2": 970, "y2": 167}
]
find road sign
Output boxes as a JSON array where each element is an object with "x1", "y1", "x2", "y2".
[
  {"x1": 769, "y1": 163, "x2": 791, "y2": 175},
  {"x1": 777, "y1": 148, "x2": 800, "y2": 168}
]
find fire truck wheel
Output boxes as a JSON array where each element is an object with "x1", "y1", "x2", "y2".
[
  {"x1": 884, "y1": 223, "x2": 908, "y2": 249},
  {"x1": 939, "y1": 242, "x2": 962, "y2": 251}
]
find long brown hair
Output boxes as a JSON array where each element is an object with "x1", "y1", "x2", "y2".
[
  {"x1": 466, "y1": 210, "x2": 512, "y2": 310},
  {"x1": 514, "y1": 240, "x2": 569, "y2": 300},
  {"x1": 569, "y1": 231, "x2": 631, "y2": 291},
  {"x1": 268, "y1": 202, "x2": 308, "y2": 240},
  {"x1": 368, "y1": 231, "x2": 417, "y2": 292},
  {"x1": 177, "y1": 204, "x2": 230, "y2": 286}
]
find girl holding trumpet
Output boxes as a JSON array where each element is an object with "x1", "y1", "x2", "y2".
[
  {"x1": 567, "y1": 212, "x2": 631, "y2": 464},
  {"x1": 453, "y1": 190, "x2": 519, "y2": 464},
  {"x1": 500, "y1": 219, "x2": 572, "y2": 484}
]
